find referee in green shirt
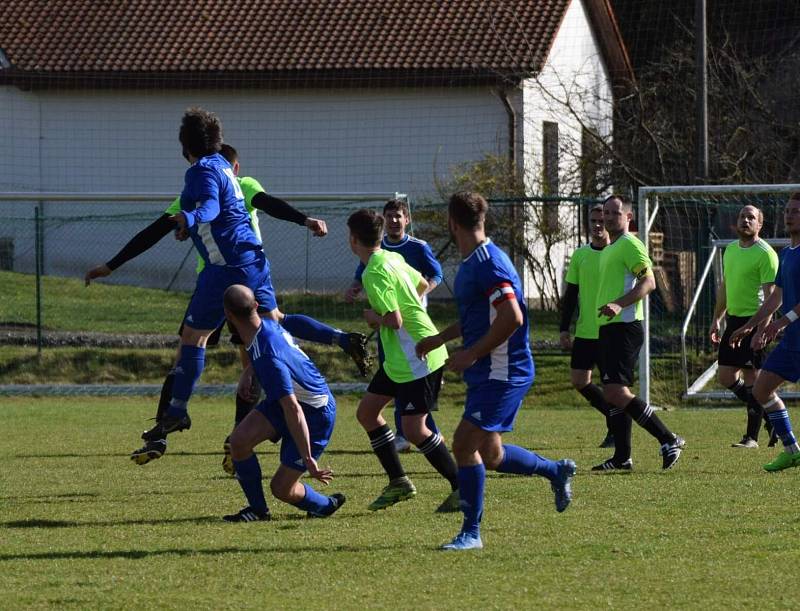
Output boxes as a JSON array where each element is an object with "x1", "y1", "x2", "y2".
[
  {"x1": 560, "y1": 204, "x2": 615, "y2": 447},
  {"x1": 592, "y1": 195, "x2": 685, "y2": 472},
  {"x1": 710, "y1": 204, "x2": 779, "y2": 448}
]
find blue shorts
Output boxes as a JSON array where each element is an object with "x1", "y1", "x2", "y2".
[
  {"x1": 463, "y1": 378, "x2": 533, "y2": 432},
  {"x1": 256, "y1": 394, "x2": 336, "y2": 471},
  {"x1": 762, "y1": 341, "x2": 800, "y2": 383},
  {"x1": 184, "y1": 254, "x2": 277, "y2": 330}
]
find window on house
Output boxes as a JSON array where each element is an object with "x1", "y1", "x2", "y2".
[{"x1": 542, "y1": 121, "x2": 559, "y2": 230}]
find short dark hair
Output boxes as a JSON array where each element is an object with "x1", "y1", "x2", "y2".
[
  {"x1": 223, "y1": 284, "x2": 256, "y2": 320},
  {"x1": 603, "y1": 194, "x2": 632, "y2": 212},
  {"x1": 589, "y1": 203, "x2": 604, "y2": 214},
  {"x1": 383, "y1": 199, "x2": 410, "y2": 217},
  {"x1": 179, "y1": 107, "x2": 223, "y2": 158},
  {"x1": 347, "y1": 209, "x2": 384, "y2": 247},
  {"x1": 448, "y1": 191, "x2": 488, "y2": 230},
  {"x1": 220, "y1": 143, "x2": 238, "y2": 165}
]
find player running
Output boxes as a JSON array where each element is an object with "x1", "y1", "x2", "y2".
[
  {"x1": 560, "y1": 204, "x2": 616, "y2": 448},
  {"x1": 347, "y1": 209, "x2": 460, "y2": 513},
  {"x1": 417, "y1": 191, "x2": 575, "y2": 551},
  {"x1": 221, "y1": 284, "x2": 345, "y2": 521},
  {"x1": 729, "y1": 194, "x2": 800, "y2": 471},
  {"x1": 710, "y1": 204, "x2": 778, "y2": 448},
  {"x1": 346, "y1": 198, "x2": 443, "y2": 453}
]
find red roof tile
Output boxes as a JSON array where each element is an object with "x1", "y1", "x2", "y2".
[{"x1": 0, "y1": 0, "x2": 572, "y2": 76}]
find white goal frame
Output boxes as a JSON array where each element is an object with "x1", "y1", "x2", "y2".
[{"x1": 638, "y1": 184, "x2": 800, "y2": 406}]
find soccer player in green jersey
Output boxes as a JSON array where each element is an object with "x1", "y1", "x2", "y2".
[
  {"x1": 347, "y1": 209, "x2": 460, "y2": 513},
  {"x1": 710, "y1": 205, "x2": 778, "y2": 448},
  {"x1": 591, "y1": 195, "x2": 685, "y2": 471},
  {"x1": 560, "y1": 204, "x2": 616, "y2": 447},
  {"x1": 85, "y1": 144, "x2": 371, "y2": 468}
]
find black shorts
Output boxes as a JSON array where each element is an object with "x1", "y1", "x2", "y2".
[
  {"x1": 367, "y1": 365, "x2": 444, "y2": 415},
  {"x1": 718, "y1": 315, "x2": 763, "y2": 369},
  {"x1": 570, "y1": 337, "x2": 600, "y2": 371},
  {"x1": 597, "y1": 321, "x2": 643, "y2": 387}
]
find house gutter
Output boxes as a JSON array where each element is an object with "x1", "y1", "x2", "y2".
[{"x1": 499, "y1": 89, "x2": 519, "y2": 270}]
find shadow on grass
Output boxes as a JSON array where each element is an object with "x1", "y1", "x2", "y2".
[
  {"x1": 13, "y1": 451, "x2": 227, "y2": 459},
  {"x1": 2, "y1": 516, "x2": 222, "y2": 529},
  {"x1": 0, "y1": 542, "x2": 399, "y2": 562},
  {"x1": 0, "y1": 492, "x2": 99, "y2": 500}
]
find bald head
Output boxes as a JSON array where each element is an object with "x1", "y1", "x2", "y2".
[{"x1": 223, "y1": 284, "x2": 257, "y2": 320}]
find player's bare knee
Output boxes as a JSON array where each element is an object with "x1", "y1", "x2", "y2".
[
  {"x1": 269, "y1": 478, "x2": 292, "y2": 503},
  {"x1": 229, "y1": 429, "x2": 253, "y2": 458}
]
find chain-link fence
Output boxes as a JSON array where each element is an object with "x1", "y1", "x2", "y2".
[{"x1": 0, "y1": 195, "x2": 601, "y2": 360}]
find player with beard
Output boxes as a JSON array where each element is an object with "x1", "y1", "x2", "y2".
[
  {"x1": 730, "y1": 194, "x2": 800, "y2": 471},
  {"x1": 710, "y1": 205, "x2": 778, "y2": 448},
  {"x1": 591, "y1": 195, "x2": 685, "y2": 472}
]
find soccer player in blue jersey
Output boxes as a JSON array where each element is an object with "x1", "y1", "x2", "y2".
[
  {"x1": 346, "y1": 198, "x2": 443, "y2": 452},
  {"x1": 137, "y1": 108, "x2": 370, "y2": 452},
  {"x1": 221, "y1": 284, "x2": 344, "y2": 521},
  {"x1": 416, "y1": 191, "x2": 576, "y2": 551},
  {"x1": 729, "y1": 194, "x2": 800, "y2": 471}
]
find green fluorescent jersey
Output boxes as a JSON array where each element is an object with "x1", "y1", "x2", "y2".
[
  {"x1": 565, "y1": 244, "x2": 605, "y2": 339},
  {"x1": 165, "y1": 176, "x2": 264, "y2": 273},
  {"x1": 596, "y1": 233, "x2": 652, "y2": 326},
  {"x1": 723, "y1": 239, "x2": 778, "y2": 317},
  {"x1": 362, "y1": 250, "x2": 447, "y2": 383}
]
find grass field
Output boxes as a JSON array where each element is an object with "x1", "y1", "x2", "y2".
[{"x1": 3, "y1": 392, "x2": 799, "y2": 609}]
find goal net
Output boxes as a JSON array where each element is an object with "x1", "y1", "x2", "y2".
[{"x1": 638, "y1": 184, "x2": 800, "y2": 408}]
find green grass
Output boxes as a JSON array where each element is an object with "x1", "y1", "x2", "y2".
[{"x1": 2, "y1": 395, "x2": 797, "y2": 609}]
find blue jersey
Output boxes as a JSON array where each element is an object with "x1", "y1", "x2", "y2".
[
  {"x1": 247, "y1": 319, "x2": 332, "y2": 409},
  {"x1": 454, "y1": 239, "x2": 534, "y2": 386},
  {"x1": 776, "y1": 244, "x2": 800, "y2": 351},
  {"x1": 355, "y1": 235, "x2": 443, "y2": 285},
  {"x1": 180, "y1": 152, "x2": 262, "y2": 268}
]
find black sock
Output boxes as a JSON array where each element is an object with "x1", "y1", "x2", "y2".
[
  {"x1": 578, "y1": 383, "x2": 610, "y2": 417},
  {"x1": 235, "y1": 393, "x2": 257, "y2": 425},
  {"x1": 744, "y1": 386, "x2": 762, "y2": 441},
  {"x1": 155, "y1": 370, "x2": 176, "y2": 422},
  {"x1": 367, "y1": 424, "x2": 406, "y2": 482},
  {"x1": 609, "y1": 406, "x2": 632, "y2": 462},
  {"x1": 417, "y1": 432, "x2": 458, "y2": 491},
  {"x1": 624, "y1": 396, "x2": 674, "y2": 445},
  {"x1": 727, "y1": 378, "x2": 750, "y2": 404}
]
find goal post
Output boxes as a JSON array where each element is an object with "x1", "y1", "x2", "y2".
[{"x1": 638, "y1": 184, "x2": 800, "y2": 408}]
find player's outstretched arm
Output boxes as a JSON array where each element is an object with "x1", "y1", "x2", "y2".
[
  {"x1": 279, "y1": 394, "x2": 333, "y2": 485},
  {"x1": 84, "y1": 214, "x2": 175, "y2": 285},
  {"x1": 251, "y1": 192, "x2": 327, "y2": 236}
]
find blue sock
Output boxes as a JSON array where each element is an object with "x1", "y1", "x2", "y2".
[
  {"x1": 232, "y1": 454, "x2": 269, "y2": 514},
  {"x1": 426, "y1": 413, "x2": 440, "y2": 436},
  {"x1": 496, "y1": 444, "x2": 559, "y2": 481},
  {"x1": 457, "y1": 463, "x2": 485, "y2": 538},
  {"x1": 767, "y1": 409, "x2": 800, "y2": 452},
  {"x1": 282, "y1": 314, "x2": 343, "y2": 346},
  {"x1": 292, "y1": 483, "x2": 334, "y2": 515},
  {"x1": 167, "y1": 345, "x2": 205, "y2": 417}
]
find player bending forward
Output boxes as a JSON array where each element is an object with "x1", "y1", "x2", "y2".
[{"x1": 221, "y1": 284, "x2": 345, "y2": 521}]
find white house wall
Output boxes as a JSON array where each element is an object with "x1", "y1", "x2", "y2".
[
  {"x1": 520, "y1": 0, "x2": 614, "y2": 301},
  {"x1": 0, "y1": 86, "x2": 509, "y2": 292}
]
